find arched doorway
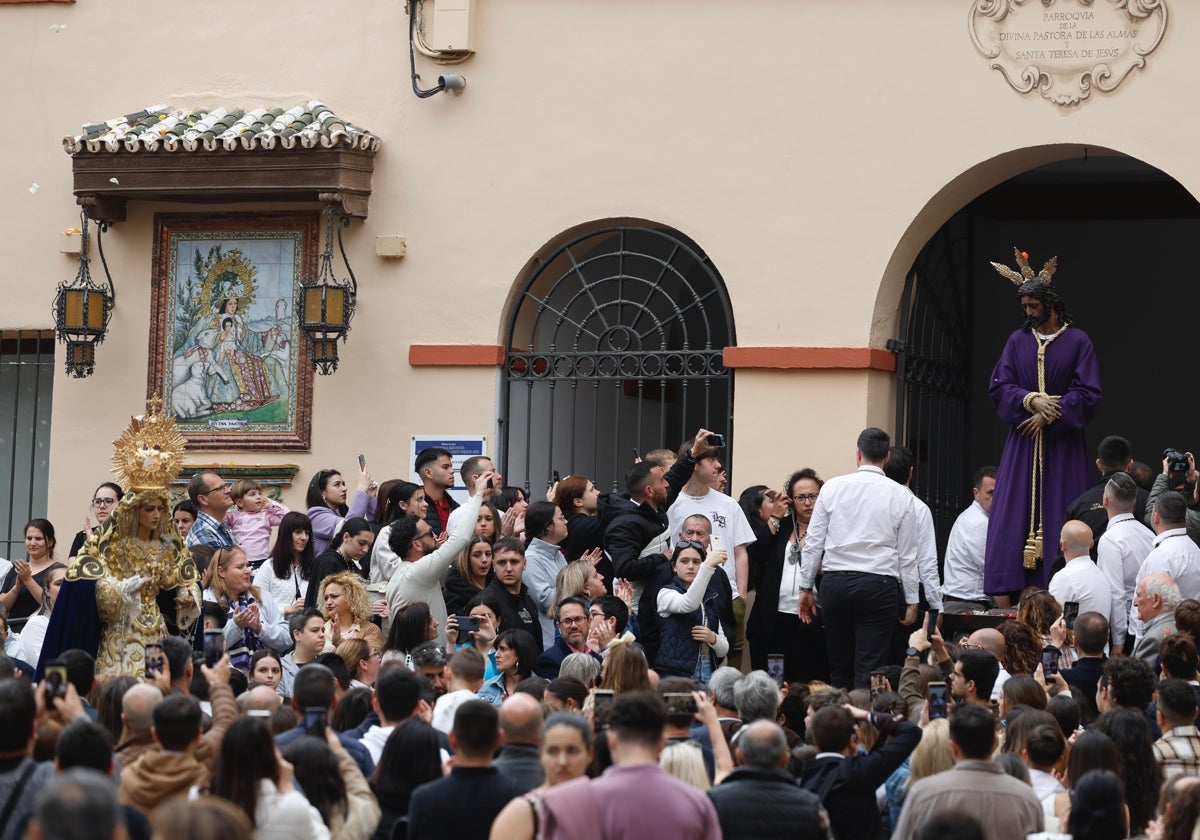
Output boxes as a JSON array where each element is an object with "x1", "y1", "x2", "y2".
[
  {"x1": 501, "y1": 220, "x2": 735, "y2": 494},
  {"x1": 891, "y1": 150, "x2": 1200, "y2": 548}
]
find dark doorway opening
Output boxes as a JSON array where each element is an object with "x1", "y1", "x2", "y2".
[{"x1": 894, "y1": 154, "x2": 1200, "y2": 551}]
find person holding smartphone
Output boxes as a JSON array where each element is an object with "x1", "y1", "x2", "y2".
[
  {"x1": 1048, "y1": 519, "x2": 1113, "y2": 628},
  {"x1": 667, "y1": 434, "x2": 757, "y2": 670},
  {"x1": 654, "y1": 541, "x2": 729, "y2": 686}
]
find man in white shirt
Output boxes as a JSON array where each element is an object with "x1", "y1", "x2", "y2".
[
  {"x1": 1048, "y1": 519, "x2": 1112, "y2": 620},
  {"x1": 798, "y1": 428, "x2": 919, "y2": 689},
  {"x1": 1096, "y1": 472, "x2": 1154, "y2": 652},
  {"x1": 667, "y1": 443, "x2": 755, "y2": 668},
  {"x1": 1024, "y1": 722, "x2": 1067, "y2": 802},
  {"x1": 882, "y1": 446, "x2": 943, "y2": 610},
  {"x1": 941, "y1": 467, "x2": 996, "y2": 614},
  {"x1": 360, "y1": 667, "x2": 427, "y2": 762},
  {"x1": 1137, "y1": 492, "x2": 1200, "y2": 602}
]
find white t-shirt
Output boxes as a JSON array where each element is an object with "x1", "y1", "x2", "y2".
[{"x1": 667, "y1": 489, "x2": 756, "y2": 598}]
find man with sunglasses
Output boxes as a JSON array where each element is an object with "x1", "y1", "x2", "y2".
[{"x1": 183, "y1": 471, "x2": 235, "y2": 550}]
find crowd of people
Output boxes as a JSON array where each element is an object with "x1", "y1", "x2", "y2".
[{"x1": 3, "y1": 394, "x2": 1200, "y2": 840}]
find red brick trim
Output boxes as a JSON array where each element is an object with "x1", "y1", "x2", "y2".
[
  {"x1": 722, "y1": 346, "x2": 896, "y2": 372},
  {"x1": 408, "y1": 344, "x2": 505, "y2": 366}
]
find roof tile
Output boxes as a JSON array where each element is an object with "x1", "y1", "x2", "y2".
[{"x1": 64, "y1": 101, "x2": 380, "y2": 154}]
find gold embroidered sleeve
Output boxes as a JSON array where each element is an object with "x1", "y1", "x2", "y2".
[{"x1": 95, "y1": 576, "x2": 123, "y2": 622}]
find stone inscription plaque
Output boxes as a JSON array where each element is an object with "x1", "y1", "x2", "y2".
[{"x1": 969, "y1": 0, "x2": 1168, "y2": 106}]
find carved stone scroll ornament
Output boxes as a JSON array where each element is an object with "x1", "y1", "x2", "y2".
[{"x1": 969, "y1": 0, "x2": 1168, "y2": 106}]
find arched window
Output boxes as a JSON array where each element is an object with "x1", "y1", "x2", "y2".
[{"x1": 502, "y1": 221, "x2": 735, "y2": 493}]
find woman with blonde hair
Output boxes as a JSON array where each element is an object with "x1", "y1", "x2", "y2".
[
  {"x1": 203, "y1": 545, "x2": 291, "y2": 669},
  {"x1": 659, "y1": 740, "x2": 711, "y2": 792},
  {"x1": 885, "y1": 718, "x2": 954, "y2": 829},
  {"x1": 549, "y1": 559, "x2": 607, "y2": 618},
  {"x1": 335, "y1": 637, "x2": 381, "y2": 689},
  {"x1": 320, "y1": 571, "x2": 384, "y2": 653},
  {"x1": 599, "y1": 638, "x2": 653, "y2": 694}
]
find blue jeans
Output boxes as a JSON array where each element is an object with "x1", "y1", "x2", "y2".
[{"x1": 691, "y1": 651, "x2": 714, "y2": 686}]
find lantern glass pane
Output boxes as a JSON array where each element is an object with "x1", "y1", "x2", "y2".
[{"x1": 303, "y1": 287, "x2": 324, "y2": 325}]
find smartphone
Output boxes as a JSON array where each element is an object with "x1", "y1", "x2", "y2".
[
  {"x1": 304, "y1": 706, "x2": 327, "y2": 737},
  {"x1": 1063, "y1": 601, "x2": 1080, "y2": 630},
  {"x1": 246, "y1": 709, "x2": 271, "y2": 719},
  {"x1": 926, "y1": 681, "x2": 948, "y2": 720},
  {"x1": 486, "y1": 478, "x2": 494, "y2": 490},
  {"x1": 767, "y1": 654, "x2": 785, "y2": 688},
  {"x1": 593, "y1": 689, "x2": 615, "y2": 733},
  {"x1": 705, "y1": 433, "x2": 726, "y2": 448},
  {"x1": 552, "y1": 470, "x2": 561, "y2": 483},
  {"x1": 870, "y1": 672, "x2": 886, "y2": 700},
  {"x1": 926, "y1": 609, "x2": 940, "y2": 637},
  {"x1": 43, "y1": 662, "x2": 68, "y2": 701},
  {"x1": 710, "y1": 531, "x2": 725, "y2": 552},
  {"x1": 357, "y1": 454, "x2": 367, "y2": 471},
  {"x1": 455, "y1": 614, "x2": 480, "y2": 633},
  {"x1": 632, "y1": 447, "x2": 641, "y2": 461},
  {"x1": 144, "y1": 643, "x2": 165, "y2": 678},
  {"x1": 1041, "y1": 646, "x2": 1060, "y2": 678},
  {"x1": 663, "y1": 692, "x2": 697, "y2": 716},
  {"x1": 203, "y1": 629, "x2": 226, "y2": 668}
]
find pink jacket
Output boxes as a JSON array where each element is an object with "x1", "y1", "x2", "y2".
[{"x1": 224, "y1": 500, "x2": 289, "y2": 560}]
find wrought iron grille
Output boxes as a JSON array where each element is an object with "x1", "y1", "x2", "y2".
[
  {"x1": 0, "y1": 331, "x2": 55, "y2": 563},
  {"x1": 502, "y1": 224, "x2": 735, "y2": 494},
  {"x1": 888, "y1": 215, "x2": 974, "y2": 557}
]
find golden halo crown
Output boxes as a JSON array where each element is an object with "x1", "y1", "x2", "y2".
[
  {"x1": 112, "y1": 395, "x2": 187, "y2": 492},
  {"x1": 990, "y1": 247, "x2": 1058, "y2": 287}
]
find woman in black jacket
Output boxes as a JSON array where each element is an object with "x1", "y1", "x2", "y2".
[{"x1": 746, "y1": 468, "x2": 829, "y2": 684}]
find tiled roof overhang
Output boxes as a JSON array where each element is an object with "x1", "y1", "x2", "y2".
[{"x1": 66, "y1": 102, "x2": 379, "y2": 221}]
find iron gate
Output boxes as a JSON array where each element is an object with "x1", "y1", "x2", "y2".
[
  {"x1": 0, "y1": 331, "x2": 55, "y2": 561},
  {"x1": 501, "y1": 224, "x2": 735, "y2": 494},
  {"x1": 887, "y1": 214, "x2": 974, "y2": 554}
]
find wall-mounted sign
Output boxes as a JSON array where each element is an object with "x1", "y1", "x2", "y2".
[{"x1": 969, "y1": 0, "x2": 1168, "y2": 106}]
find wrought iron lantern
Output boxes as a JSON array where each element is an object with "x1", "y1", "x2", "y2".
[
  {"x1": 52, "y1": 209, "x2": 115, "y2": 378},
  {"x1": 300, "y1": 201, "x2": 358, "y2": 374}
]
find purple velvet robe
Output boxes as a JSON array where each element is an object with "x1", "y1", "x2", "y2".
[{"x1": 984, "y1": 326, "x2": 1101, "y2": 593}]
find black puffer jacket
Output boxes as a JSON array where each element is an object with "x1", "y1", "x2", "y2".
[{"x1": 707, "y1": 766, "x2": 829, "y2": 840}]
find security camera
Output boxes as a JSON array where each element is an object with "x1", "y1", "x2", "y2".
[{"x1": 438, "y1": 74, "x2": 467, "y2": 93}]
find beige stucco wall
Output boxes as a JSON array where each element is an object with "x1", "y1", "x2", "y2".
[{"x1": 1, "y1": 0, "x2": 1196, "y2": 527}]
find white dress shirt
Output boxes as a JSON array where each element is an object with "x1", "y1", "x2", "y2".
[
  {"x1": 1048, "y1": 555, "x2": 1112, "y2": 622},
  {"x1": 942, "y1": 501, "x2": 989, "y2": 602},
  {"x1": 1137, "y1": 528, "x2": 1200, "y2": 600},
  {"x1": 799, "y1": 465, "x2": 919, "y2": 602},
  {"x1": 1097, "y1": 513, "x2": 1155, "y2": 646},
  {"x1": 909, "y1": 493, "x2": 943, "y2": 610}
]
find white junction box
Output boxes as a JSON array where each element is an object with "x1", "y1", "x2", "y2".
[{"x1": 431, "y1": 0, "x2": 475, "y2": 52}]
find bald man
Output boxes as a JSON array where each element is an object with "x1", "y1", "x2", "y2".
[
  {"x1": 237, "y1": 685, "x2": 283, "y2": 715},
  {"x1": 1049, "y1": 519, "x2": 1112, "y2": 621},
  {"x1": 966, "y1": 627, "x2": 1010, "y2": 702},
  {"x1": 114, "y1": 683, "x2": 162, "y2": 768},
  {"x1": 492, "y1": 692, "x2": 544, "y2": 793}
]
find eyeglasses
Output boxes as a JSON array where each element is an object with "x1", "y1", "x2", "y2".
[
  {"x1": 558, "y1": 615, "x2": 588, "y2": 626},
  {"x1": 204, "y1": 484, "x2": 231, "y2": 495},
  {"x1": 675, "y1": 540, "x2": 706, "y2": 552},
  {"x1": 588, "y1": 611, "x2": 608, "y2": 621},
  {"x1": 368, "y1": 650, "x2": 382, "y2": 660},
  {"x1": 92, "y1": 497, "x2": 117, "y2": 507},
  {"x1": 792, "y1": 494, "x2": 819, "y2": 503}
]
